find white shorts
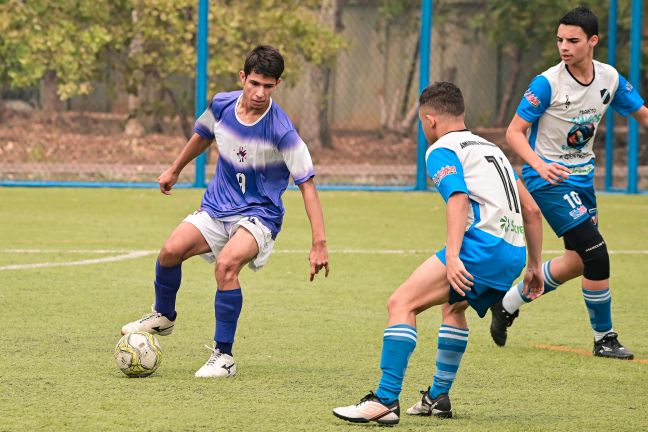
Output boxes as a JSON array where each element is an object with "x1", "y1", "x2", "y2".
[{"x1": 183, "y1": 211, "x2": 275, "y2": 271}]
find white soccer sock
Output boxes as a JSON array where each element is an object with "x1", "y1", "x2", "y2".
[
  {"x1": 501, "y1": 281, "x2": 525, "y2": 314},
  {"x1": 594, "y1": 329, "x2": 613, "y2": 342}
]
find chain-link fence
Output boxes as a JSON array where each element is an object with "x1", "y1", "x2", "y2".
[{"x1": 1, "y1": 0, "x2": 646, "y2": 190}]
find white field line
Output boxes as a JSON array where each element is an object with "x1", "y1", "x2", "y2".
[
  {"x1": 0, "y1": 250, "x2": 155, "y2": 271},
  {"x1": 1, "y1": 248, "x2": 647, "y2": 271}
]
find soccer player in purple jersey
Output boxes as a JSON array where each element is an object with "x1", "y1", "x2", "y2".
[
  {"x1": 489, "y1": 7, "x2": 648, "y2": 359},
  {"x1": 121, "y1": 45, "x2": 329, "y2": 377}
]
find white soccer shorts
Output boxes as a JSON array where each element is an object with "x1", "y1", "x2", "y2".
[{"x1": 183, "y1": 210, "x2": 274, "y2": 271}]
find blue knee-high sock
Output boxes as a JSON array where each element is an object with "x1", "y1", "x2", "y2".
[
  {"x1": 375, "y1": 324, "x2": 417, "y2": 405},
  {"x1": 214, "y1": 288, "x2": 243, "y2": 356},
  {"x1": 582, "y1": 287, "x2": 612, "y2": 334},
  {"x1": 154, "y1": 259, "x2": 181, "y2": 320},
  {"x1": 430, "y1": 325, "x2": 468, "y2": 398}
]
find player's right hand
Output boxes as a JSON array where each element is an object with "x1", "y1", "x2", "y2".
[
  {"x1": 535, "y1": 161, "x2": 571, "y2": 185},
  {"x1": 521, "y1": 265, "x2": 544, "y2": 300},
  {"x1": 445, "y1": 256, "x2": 474, "y2": 296},
  {"x1": 157, "y1": 168, "x2": 179, "y2": 195}
]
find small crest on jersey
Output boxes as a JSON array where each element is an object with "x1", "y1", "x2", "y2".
[
  {"x1": 600, "y1": 88, "x2": 611, "y2": 104},
  {"x1": 626, "y1": 81, "x2": 633, "y2": 92},
  {"x1": 524, "y1": 89, "x2": 540, "y2": 107},
  {"x1": 564, "y1": 94, "x2": 571, "y2": 110},
  {"x1": 236, "y1": 146, "x2": 247, "y2": 163},
  {"x1": 431, "y1": 165, "x2": 457, "y2": 186}
]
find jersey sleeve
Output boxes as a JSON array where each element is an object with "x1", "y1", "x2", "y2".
[
  {"x1": 427, "y1": 148, "x2": 467, "y2": 202},
  {"x1": 611, "y1": 73, "x2": 645, "y2": 116},
  {"x1": 278, "y1": 130, "x2": 315, "y2": 185},
  {"x1": 193, "y1": 95, "x2": 218, "y2": 140},
  {"x1": 516, "y1": 75, "x2": 552, "y2": 123}
]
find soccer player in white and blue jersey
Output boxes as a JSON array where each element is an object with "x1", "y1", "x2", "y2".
[
  {"x1": 332, "y1": 82, "x2": 544, "y2": 425},
  {"x1": 121, "y1": 45, "x2": 329, "y2": 377},
  {"x1": 490, "y1": 7, "x2": 648, "y2": 359}
]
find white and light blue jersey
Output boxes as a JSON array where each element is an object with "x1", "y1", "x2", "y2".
[
  {"x1": 194, "y1": 91, "x2": 315, "y2": 238},
  {"x1": 427, "y1": 130, "x2": 526, "y2": 290},
  {"x1": 516, "y1": 60, "x2": 644, "y2": 191}
]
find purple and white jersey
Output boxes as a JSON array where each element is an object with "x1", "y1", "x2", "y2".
[{"x1": 193, "y1": 90, "x2": 315, "y2": 238}]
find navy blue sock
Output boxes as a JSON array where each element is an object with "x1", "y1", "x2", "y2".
[
  {"x1": 154, "y1": 259, "x2": 181, "y2": 320},
  {"x1": 214, "y1": 288, "x2": 243, "y2": 356}
]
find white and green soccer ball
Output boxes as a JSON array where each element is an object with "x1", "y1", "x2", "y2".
[{"x1": 114, "y1": 332, "x2": 162, "y2": 378}]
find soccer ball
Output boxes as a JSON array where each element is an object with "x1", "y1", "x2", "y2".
[{"x1": 114, "y1": 332, "x2": 162, "y2": 378}]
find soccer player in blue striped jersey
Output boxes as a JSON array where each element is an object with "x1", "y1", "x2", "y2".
[
  {"x1": 332, "y1": 82, "x2": 544, "y2": 425},
  {"x1": 490, "y1": 7, "x2": 648, "y2": 360},
  {"x1": 121, "y1": 45, "x2": 329, "y2": 377}
]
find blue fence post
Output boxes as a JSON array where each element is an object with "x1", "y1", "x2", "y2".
[
  {"x1": 605, "y1": 0, "x2": 617, "y2": 191},
  {"x1": 627, "y1": 0, "x2": 642, "y2": 193},
  {"x1": 194, "y1": 0, "x2": 209, "y2": 188},
  {"x1": 416, "y1": 0, "x2": 433, "y2": 191}
]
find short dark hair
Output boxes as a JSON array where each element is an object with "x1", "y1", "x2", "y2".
[
  {"x1": 559, "y1": 6, "x2": 598, "y2": 38},
  {"x1": 419, "y1": 82, "x2": 464, "y2": 117},
  {"x1": 243, "y1": 45, "x2": 285, "y2": 80}
]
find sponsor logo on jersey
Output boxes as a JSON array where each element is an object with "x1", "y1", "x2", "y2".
[
  {"x1": 236, "y1": 146, "x2": 248, "y2": 162},
  {"x1": 559, "y1": 151, "x2": 593, "y2": 160},
  {"x1": 431, "y1": 165, "x2": 457, "y2": 186},
  {"x1": 499, "y1": 216, "x2": 524, "y2": 234},
  {"x1": 566, "y1": 122, "x2": 595, "y2": 150},
  {"x1": 569, "y1": 165, "x2": 594, "y2": 175},
  {"x1": 524, "y1": 89, "x2": 540, "y2": 107},
  {"x1": 569, "y1": 205, "x2": 587, "y2": 219},
  {"x1": 600, "y1": 88, "x2": 611, "y2": 104}
]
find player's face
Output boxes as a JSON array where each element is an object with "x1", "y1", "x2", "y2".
[
  {"x1": 239, "y1": 71, "x2": 280, "y2": 111},
  {"x1": 556, "y1": 24, "x2": 598, "y2": 66}
]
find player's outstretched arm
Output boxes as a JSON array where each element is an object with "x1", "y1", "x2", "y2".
[
  {"x1": 445, "y1": 192, "x2": 473, "y2": 296},
  {"x1": 158, "y1": 133, "x2": 212, "y2": 195},
  {"x1": 507, "y1": 114, "x2": 570, "y2": 185},
  {"x1": 297, "y1": 178, "x2": 329, "y2": 281},
  {"x1": 516, "y1": 179, "x2": 544, "y2": 299},
  {"x1": 631, "y1": 105, "x2": 648, "y2": 128}
]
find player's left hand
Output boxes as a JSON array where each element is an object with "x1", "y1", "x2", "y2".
[
  {"x1": 445, "y1": 256, "x2": 474, "y2": 296},
  {"x1": 309, "y1": 241, "x2": 329, "y2": 281},
  {"x1": 521, "y1": 265, "x2": 544, "y2": 300}
]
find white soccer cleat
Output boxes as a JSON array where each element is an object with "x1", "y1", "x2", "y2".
[
  {"x1": 121, "y1": 306, "x2": 175, "y2": 336},
  {"x1": 332, "y1": 392, "x2": 400, "y2": 425},
  {"x1": 194, "y1": 345, "x2": 237, "y2": 378}
]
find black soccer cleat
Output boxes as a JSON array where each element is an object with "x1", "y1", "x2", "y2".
[
  {"x1": 593, "y1": 332, "x2": 634, "y2": 360},
  {"x1": 406, "y1": 387, "x2": 452, "y2": 418},
  {"x1": 489, "y1": 299, "x2": 519, "y2": 347}
]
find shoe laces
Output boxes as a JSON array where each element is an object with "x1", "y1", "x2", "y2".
[
  {"x1": 601, "y1": 332, "x2": 622, "y2": 349},
  {"x1": 138, "y1": 312, "x2": 161, "y2": 323},
  {"x1": 358, "y1": 391, "x2": 379, "y2": 406},
  {"x1": 204, "y1": 344, "x2": 223, "y2": 366}
]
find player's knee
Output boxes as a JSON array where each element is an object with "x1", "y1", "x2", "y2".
[
  {"x1": 215, "y1": 256, "x2": 240, "y2": 284},
  {"x1": 158, "y1": 244, "x2": 183, "y2": 267},
  {"x1": 578, "y1": 238, "x2": 609, "y2": 281},
  {"x1": 386, "y1": 292, "x2": 409, "y2": 317}
]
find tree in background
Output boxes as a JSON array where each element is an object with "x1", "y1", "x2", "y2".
[
  {"x1": 0, "y1": 0, "x2": 112, "y2": 112},
  {"x1": 471, "y1": 0, "x2": 606, "y2": 126}
]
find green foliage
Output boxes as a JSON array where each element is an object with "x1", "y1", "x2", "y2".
[{"x1": 0, "y1": 0, "x2": 113, "y2": 99}]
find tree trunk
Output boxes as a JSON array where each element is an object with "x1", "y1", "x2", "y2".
[
  {"x1": 301, "y1": 0, "x2": 343, "y2": 150},
  {"x1": 495, "y1": 48, "x2": 522, "y2": 126},
  {"x1": 125, "y1": 8, "x2": 145, "y2": 137},
  {"x1": 41, "y1": 70, "x2": 62, "y2": 112}
]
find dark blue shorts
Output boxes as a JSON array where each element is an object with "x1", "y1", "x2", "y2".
[
  {"x1": 530, "y1": 184, "x2": 598, "y2": 237},
  {"x1": 448, "y1": 283, "x2": 506, "y2": 318}
]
